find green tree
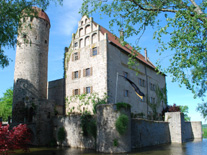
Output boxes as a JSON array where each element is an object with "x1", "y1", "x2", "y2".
[
  {"x1": 0, "y1": 88, "x2": 13, "y2": 121},
  {"x1": 80, "y1": 0, "x2": 207, "y2": 118},
  {"x1": 197, "y1": 103, "x2": 207, "y2": 120},
  {"x1": 179, "y1": 105, "x2": 191, "y2": 121},
  {"x1": 0, "y1": 0, "x2": 63, "y2": 68}
]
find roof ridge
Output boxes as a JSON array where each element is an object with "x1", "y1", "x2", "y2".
[{"x1": 93, "y1": 20, "x2": 156, "y2": 69}]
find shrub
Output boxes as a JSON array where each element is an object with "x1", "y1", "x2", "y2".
[
  {"x1": 115, "y1": 114, "x2": 129, "y2": 135},
  {"x1": 80, "y1": 113, "x2": 97, "y2": 138},
  {"x1": 113, "y1": 139, "x2": 119, "y2": 147},
  {"x1": 57, "y1": 127, "x2": 66, "y2": 144},
  {"x1": 116, "y1": 102, "x2": 131, "y2": 111},
  {"x1": 0, "y1": 124, "x2": 31, "y2": 155}
]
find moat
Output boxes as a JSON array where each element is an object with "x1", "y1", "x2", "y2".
[{"x1": 13, "y1": 139, "x2": 207, "y2": 155}]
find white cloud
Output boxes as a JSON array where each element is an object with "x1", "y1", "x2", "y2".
[{"x1": 48, "y1": 0, "x2": 82, "y2": 36}]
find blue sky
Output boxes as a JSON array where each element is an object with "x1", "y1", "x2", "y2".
[{"x1": 0, "y1": 0, "x2": 206, "y2": 124}]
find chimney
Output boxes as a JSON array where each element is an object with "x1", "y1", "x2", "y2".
[
  {"x1": 120, "y1": 29, "x2": 124, "y2": 41},
  {"x1": 144, "y1": 48, "x2": 147, "y2": 61}
]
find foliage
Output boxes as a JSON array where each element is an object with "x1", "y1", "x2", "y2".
[
  {"x1": 203, "y1": 128, "x2": 207, "y2": 138},
  {"x1": 57, "y1": 127, "x2": 66, "y2": 145},
  {"x1": 197, "y1": 102, "x2": 207, "y2": 120},
  {"x1": 113, "y1": 139, "x2": 119, "y2": 147},
  {"x1": 162, "y1": 104, "x2": 190, "y2": 121},
  {"x1": 80, "y1": 112, "x2": 97, "y2": 138},
  {"x1": 0, "y1": 0, "x2": 63, "y2": 68},
  {"x1": 116, "y1": 102, "x2": 131, "y2": 111},
  {"x1": 180, "y1": 105, "x2": 191, "y2": 121},
  {"x1": 0, "y1": 88, "x2": 13, "y2": 121},
  {"x1": 115, "y1": 114, "x2": 129, "y2": 135},
  {"x1": 168, "y1": 104, "x2": 180, "y2": 112},
  {"x1": 0, "y1": 124, "x2": 31, "y2": 155},
  {"x1": 80, "y1": 0, "x2": 207, "y2": 114},
  {"x1": 66, "y1": 93, "x2": 107, "y2": 114}
]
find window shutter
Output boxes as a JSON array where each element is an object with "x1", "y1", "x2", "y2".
[
  {"x1": 72, "y1": 53, "x2": 74, "y2": 61},
  {"x1": 79, "y1": 70, "x2": 81, "y2": 78},
  {"x1": 90, "y1": 48, "x2": 92, "y2": 57},
  {"x1": 78, "y1": 51, "x2": 80, "y2": 60},
  {"x1": 72, "y1": 72, "x2": 74, "y2": 80},
  {"x1": 78, "y1": 89, "x2": 80, "y2": 95},
  {"x1": 90, "y1": 67, "x2": 93, "y2": 76},
  {"x1": 83, "y1": 69, "x2": 86, "y2": 77},
  {"x1": 91, "y1": 86, "x2": 93, "y2": 93},
  {"x1": 83, "y1": 87, "x2": 86, "y2": 94}
]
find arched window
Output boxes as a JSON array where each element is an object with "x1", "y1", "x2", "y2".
[
  {"x1": 92, "y1": 33, "x2": 97, "y2": 44},
  {"x1": 85, "y1": 19, "x2": 88, "y2": 23},
  {"x1": 81, "y1": 21, "x2": 83, "y2": 26},
  {"x1": 85, "y1": 36, "x2": 90, "y2": 46},
  {"x1": 79, "y1": 39, "x2": 83, "y2": 48},
  {"x1": 79, "y1": 28, "x2": 84, "y2": 36},
  {"x1": 85, "y1": 25, "x2": 90, "y2": 34}
]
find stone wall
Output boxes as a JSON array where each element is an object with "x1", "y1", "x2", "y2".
[
  {"x1": 96, "y1": 104, "x2": 131, "y2": 153},
  {"x1": 131, "y1": 118, "x2": 170, "y2": 148},
  {"x1": 165, "y1": 112, "x2": 202, "y2": 143},
  {"x1": 53, "y1": 115, "x2": 95, "y2": 149},
  {"x1": 48, "y1": 78, "x2": 65, "y2": 115},
  {"x1": 191, "y1": 121, "x2": 202, "y2": 139}
]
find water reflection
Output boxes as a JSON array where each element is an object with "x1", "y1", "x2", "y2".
[{"x1": 14, "y1": 139, "x2": 207, "y2": 155}]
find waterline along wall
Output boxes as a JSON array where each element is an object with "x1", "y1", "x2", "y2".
[{"x1": 53, "y1": 105, "x2": 202, "y2": 153}]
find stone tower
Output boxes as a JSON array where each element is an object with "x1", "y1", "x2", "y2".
[{"x1": 12, "y1": 7, "x2": 50, "y2": 123}]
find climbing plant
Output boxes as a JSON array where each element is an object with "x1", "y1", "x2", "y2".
[{"x1": 115, "y1": 114, "x2": 129, "y2": 135}]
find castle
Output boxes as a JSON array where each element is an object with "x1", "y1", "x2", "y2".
[{"x1": 12, "y1": 8, "x2": 202, "y2": 152}]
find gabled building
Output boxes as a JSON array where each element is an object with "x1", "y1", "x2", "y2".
[{"x1": 63, "y1": 15, "x2": 167, "y2": 118}]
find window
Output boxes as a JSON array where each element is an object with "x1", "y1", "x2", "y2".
[
  {"x1": 85, "y1": 19, "x2": 88, "y2": 23},
  {"x1": 74, "y1": 52, "x2": 78, "y2": 60},
  {"x1": 74, "y1": 42, "x2": 78, "y2": 47},
  {"x1": 45, "y1": 40, "x2": 47, "y2": 44},
  {"x1": 81, "y1": 21, "x2": 83, "y2": 26},
  {"x1": 124, "y1": 90, "x2": 129, "y2": 97},
  {"x1": 74, "y1": 71, "x2": 79, "y2": 79},
  {"x1": 74, "y1": 89, "x2": 79, "y2": 95},
  {"x1": 150, "y1": 83, "x2": 156, "y2": 91},
  {"x1": 86, "y1": 87, "x2": 90, "y2": 94},
  {"x1": 72, "y1": 52, "x2": 79, "y2": 61},
  {"x1": 150, "y1": 97, "x2": 155, "y2": 104},
  {"x1": 23, "y1": 34, "x2": 27, "y2": 39},
  {"x1": 139, "y1": 78, "x2": 145, "y2": 87},
  {"x1": 86, "y1": 68, "x2": 90, "y2": 76},
  {"x1": 72, "y1": 70, "x2": 81, "y2": 79},
  {"x1": 83, "y1": 86, "x2": 93, "y2": 94},
  {"x1": 92, "y1": 47, "x2": 97, "y2": 56},
  {"x1": 83, "y1": 67, "x2": 92, "y2": 77},
  {"x1": 123, "y1": 72, "x2": 128, "y2": 78}
]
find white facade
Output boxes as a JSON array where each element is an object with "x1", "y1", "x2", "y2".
[{"x1": 65, "y1": 16, "x2": 167, "y2": 118}]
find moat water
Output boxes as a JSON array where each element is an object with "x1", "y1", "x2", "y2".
[{"x1": 13, "y1": 139, "x2": 207, "y2": 155}]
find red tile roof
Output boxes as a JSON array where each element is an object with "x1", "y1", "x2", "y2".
[
  {"x1": 33, "y1": 7, "x2": 50, "y2": 24},
  {"x1": 96, "y1": 23, "x2": 156, "y2": 69}
]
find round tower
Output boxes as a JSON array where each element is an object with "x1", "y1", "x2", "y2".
[{"x1": 12, "y1": 7, "x2": 50, "y2": 123}]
